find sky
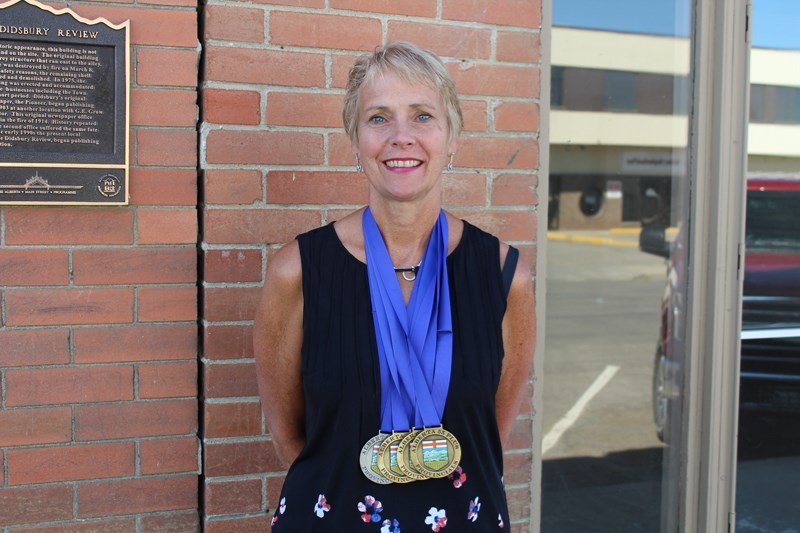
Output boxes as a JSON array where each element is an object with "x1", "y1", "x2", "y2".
[{"x1": 552, "y1": 0, "x2": 800, "y2": 50}]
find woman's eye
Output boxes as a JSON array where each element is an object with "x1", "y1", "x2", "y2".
[
  {"x1": 417, "y1": 113, "x2": 432, "y2": 122},
  {"x1": 368, "y1": 115, "x2": 386, "y2": 125}
]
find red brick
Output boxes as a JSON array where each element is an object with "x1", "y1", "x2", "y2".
[
  {"x1": 267, "y1": 171, "x2": 367, "y2": 205},
  {"x1": 266, "y1": 475, "x2": 286, "y2": 511},
  {"x1": 137, "y1": 209, "x2": 198, "y2": 244},
  {"x1": 506, "y1": 485, "x2": 531, "y2": 521},
  {"x1": 137, "y1": 129, "x2": 197, "y2": 167},
  {"x1": 203, "y1": 440, "x2": 281, "y2": 477},
  {"x1": 203, "y1": 324, "x2": 254, "y2": 360},
  {"x1": 73, "y1": 248, "x2": 196, "y2": 285},
  {"x1": 204, "y1": 249, "x2": 262, "y2": 283},
  {"x1": 140, "y1": 436, "x2": 199, "y2": 475},
  {"x1": 203, "y1": 88, "x2": 261, "y2": 125},
  {"x1": 442, "y1": 172, "x2": 486, "y2": 206},
  {"x1": 388, "y1": 22, "x2": 491, "y2": 59},
  {"x1": 0, "y1": 485, "x2": 73, "y2": 526},
  {"x1": 504, "y1": 451, "x2": 532, "y2": 485},
  {"x1": 140, "y1": 510, "x2": 200, "y2": 532},
  {"x1": 267, "y1": 92, "x2": 343, "y2": 128},
  {"x1": 3, "y1": 208, "x2": 133, "y2": 245},
  {"x1": 204, "y1": 169, "x2": 263, "y2": 205},
  {"x1": 75, "y1": 399, "x2": 197, "y2": 440},
  {"x1": 204, "y1": 4, "x2": 264, "y2": 42},
  {"x1": 7, "y1": 443, "x2": 134, "y2": 485},
  {"x1": 0, "y1": 250, "x2": 69, "y2": 286},
  {"x1": 73, "y1": 324, "x2": 197, "y2": 363},
  {"x1": 136, "y1": 48, "x2": 199, "y2": 88},
  {"x1": 492, "y1": 173, "x2": 539, "y2": 206},
  {"x1": 203, "y1": 286, "x2": 261, "y2": 323},
  {"x1": 5, "y1": 366, "x2": 134, "y2": 406},
  {"x1": 204, "y1": 516, "x2": 271, "y2": 533},
  {"x1": 0, "y1": 407, "x2": 71, "y2": 446},
  {"x1": 128, "y1": 168, "x2": 197, "y2": 206},
  {"x1": 442, "y1": 0, "x2": 542, "y2": 28},
  {"x1": 495, "y1": 101, "x2": 540, "y2": 132},
  {"x1": 0, "y1": 329, "x2": 69, "y2": 367},
  {"x1": 497, "y1": 31, "x2": 541, "y2": 63},
  {"x1": 204, "y1": 401, "x2": 262, "y2": 438},
  {"x1": 205, "y1": 130, "x2": 323, "y2": 166},
  {"x1": 204, "y1": 46, "x2": 325, "y2": 87},
  {"x1": 449, "y1": 63, "x2": 540, "y2": 98},
  {"x1": 461, "y1": 99, "x2": 489, "y2": 131},
  {"x1": 12, "y1": 518, "x2": 136, "y2": 533},
  {"x1": 138, "y1": 361, "x2": 197, "y2": 399},
  {"x1": 74, "y1": 6, "x2": 198, "y2": 47},
  {"x1": 328, "y1": 131, "x2": 356, "y2": 166},
  {"x1": 330, "y1": 0, "x2": 435, "y2": 16},
  {"x1": 503, "y1": 416, "x2": 533, "y2": 451},
  {"x1": 5, "y1": 288, "x2": 133, "y2": 326},
  {"x1": 204, "y1": 479, "x2": 262, "y2": 515},
  {"x1": 131, "y1": 88, "x2": 197, "y2": 127},
  {"x1": 330, "y1": 54, "x2": 356, "y2": 89},
  {"x1": 77, "y1": 476, "x2": 198, "y2": 517},
  {"x1": 458, "y1": 209, "x2": 537, "y2": 242},
  {"x1": 203, "y1": 361, "x2": 259, "y2": 399},
  {"x1": 203, "y1": 208, "x2": 321, "y2": 244},
  {"x1": 456, "y1": 135, "x2": 538, "y2": 170},
  {"x1": 138, "y1": 286, "x2": 197, "y2": 322},
  {"x1": 270, "y1": 11, "x2": 381, "y2": 51},
  {"x1": 139, "y1": 0, "x2": 195, "y2": 7}
]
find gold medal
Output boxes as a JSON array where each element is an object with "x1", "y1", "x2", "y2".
[
  {"x1": 359, "y1": 433, "x2": 392, "y2": 484},
  {"x1": 409, "y1": 426, "x2": 461, "y2": 478},
  {"x1": 376, "y1": 431, "x2": 414, "y2": 484},
  {"x1": 395, "y1": 429, "x2": 429, "y2": 481}
]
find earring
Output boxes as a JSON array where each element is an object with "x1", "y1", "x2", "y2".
[
  {"x1": 447, "y1": 153, "x2": 454, "y2": 171},
  {"x1": 355, "y1": 155, "x2": 363, "y2": 173}
]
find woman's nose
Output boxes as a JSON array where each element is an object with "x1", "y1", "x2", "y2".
[{"x1": 390, "y1": 121, "x2": 415, "y2": 146}]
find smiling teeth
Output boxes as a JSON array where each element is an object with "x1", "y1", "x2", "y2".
[{"x1": 385, "y1": 160, "x2": 421, "y2": 168}]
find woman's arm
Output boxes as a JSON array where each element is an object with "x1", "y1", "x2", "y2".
[
  {"x1": 253, "y1": 240, "x2": 306, "y2": 468},
  {"x1": 496, "y1": 245, "x2": 537, "y2": 448}
]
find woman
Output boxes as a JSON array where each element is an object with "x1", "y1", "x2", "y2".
[{"x1": 254, "y1": 41, "x2": 535, "y2": 531}]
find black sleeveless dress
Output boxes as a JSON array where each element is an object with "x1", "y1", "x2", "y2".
[{"x1": 270, "y1": 220, "x2": 515, "y2": 532}]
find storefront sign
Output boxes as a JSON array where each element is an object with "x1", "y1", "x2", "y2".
[{"x1": 0, "y1": 0, "x2": 129, "y2": 205}]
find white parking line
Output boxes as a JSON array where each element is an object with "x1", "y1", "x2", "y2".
[{"x1": 542, "y1": 365, "x2": 621, "y2": 456}]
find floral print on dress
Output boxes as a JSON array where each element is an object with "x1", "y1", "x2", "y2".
[
  {"x1": 271, "y1": 497, "x2": 287, "y2": 526},
  {"x1": 467, "y1": 497, "x2": 481, "y2": 522},
  {"x1": 313, "y1": 494, "x2": 331, "y2": 518},
  {"x1": 357, "y1": 495, "x2": 383, "y2": 523},
  {"x1": 425, "y1": 507, "x2": 448, "y2": 531},
  {"x1": 448, "y1": 465, "x2": 467, "y2": 488},
  {"x1": 498, "y1": 513, "x2": 505, "y2": 528},
  {"x1": 381, "y1": 518, "x2": 401, "y2": 533}
]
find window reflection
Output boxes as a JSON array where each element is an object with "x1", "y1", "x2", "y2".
[{"x1": 736, "y1": 1, "x2": 800, "y2": 530}]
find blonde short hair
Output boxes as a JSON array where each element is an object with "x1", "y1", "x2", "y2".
[{"x1": 342, "y1": 41, "x2": 463, "y2": 144}]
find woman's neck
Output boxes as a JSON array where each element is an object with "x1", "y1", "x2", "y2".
[{"x1": 367, "y1": 199, "x2": 441, "y2": 268}]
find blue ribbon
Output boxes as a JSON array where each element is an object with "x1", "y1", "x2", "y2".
[{"x1": 363, "y1": 207, "x2": 453, "y2": 433}]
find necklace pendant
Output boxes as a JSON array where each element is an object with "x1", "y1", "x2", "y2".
[{"x1": 401, "y1": 270, "x2": 417, "y2": 282}]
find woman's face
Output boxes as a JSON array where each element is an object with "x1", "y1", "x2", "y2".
[{"x1": 353, "y1": 69, "x2": 457, "y2": 206}]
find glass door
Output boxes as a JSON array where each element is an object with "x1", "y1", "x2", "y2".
[
  {"x1": 735, "y1": 2, "x2": 800, "y2": 530},
  {"x1": 543, "y1": 1, "x2": 693, "y2": 530}
]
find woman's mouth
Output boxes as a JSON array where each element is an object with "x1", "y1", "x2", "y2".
[{"x1": 384, "y1": 159, "x2": 422, "y2": 169}]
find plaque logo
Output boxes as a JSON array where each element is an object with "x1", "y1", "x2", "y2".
[{"x1": 97, "y1": 174, "x2": 121, "y2": 197}]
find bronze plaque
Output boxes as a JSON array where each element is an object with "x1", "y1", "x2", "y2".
[{"x1": 0, "y1": 0, "x2": 129, "y2": 205}]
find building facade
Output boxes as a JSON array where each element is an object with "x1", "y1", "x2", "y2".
[{"x1": 0, "y1": 0, "x2": 543, "y2": 531}]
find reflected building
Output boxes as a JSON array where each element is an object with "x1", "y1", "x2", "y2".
[{"x1": 550, "y1": 26, "x2": 800, "y2": 229}]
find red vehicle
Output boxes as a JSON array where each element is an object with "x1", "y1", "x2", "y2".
[{"x1": 641, "y1": 176, "x2": 800, "y2": 441}]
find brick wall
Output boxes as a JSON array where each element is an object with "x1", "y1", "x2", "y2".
[
  {"x1": 200, "y1": 1, "x2": 542, "y2": 532},
  {"x1": 0, "y1": 0, "x2": 541, "y2": 531},
  {"x1": 0, "y1": 0, "x2": 200, "y2": 530}
]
